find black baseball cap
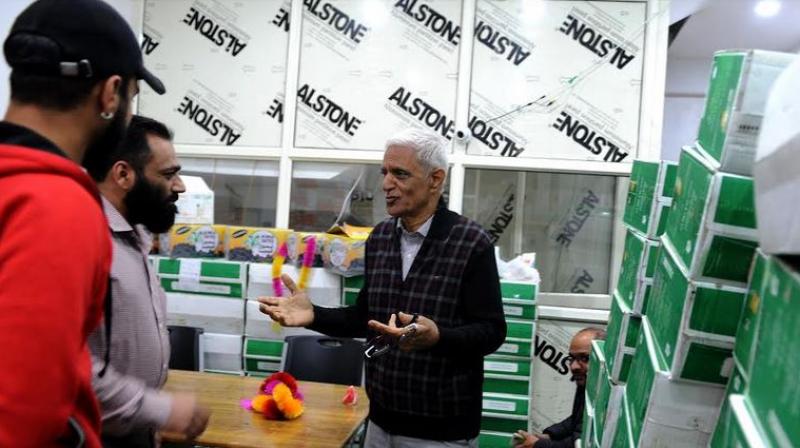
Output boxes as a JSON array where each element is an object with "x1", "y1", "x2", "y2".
[{"x1": 3, "y1": 0, "x2": 165, "y2": 94}]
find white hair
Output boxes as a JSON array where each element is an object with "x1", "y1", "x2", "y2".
[{"x1": 384, "y1": 127, "x2": 449, "y2": 173}]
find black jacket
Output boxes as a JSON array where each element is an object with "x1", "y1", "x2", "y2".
[{"x1": 535, "y1": 385, "x2": 585, "y2": 448}]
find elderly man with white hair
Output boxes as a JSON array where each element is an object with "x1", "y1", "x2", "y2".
[{"x1": 259, "y1": 127, "x2": 506, "y2": 447}]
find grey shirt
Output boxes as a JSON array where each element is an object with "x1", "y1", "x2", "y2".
[
  {"x1": 398, "y1": 214, "x2": 434, "y2": 280},
  {"x1": 88, "y1": 197, "x2": 172, "y2": 442}
]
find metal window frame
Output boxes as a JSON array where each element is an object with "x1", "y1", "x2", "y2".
[{"x1": 133, "y1": 0, "x2": 670, "y2": 308}]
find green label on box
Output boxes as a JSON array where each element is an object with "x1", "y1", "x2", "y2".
[
  {"x1": 617, "y1": 228, "x2": 647, "y2": 309},
  {"x1": 604, "y1": 294, "x2": 624, "y2": 372},
  {"x1": 594, "y1": 372, "x2": 613, "y2": 442},
  {"x1": 626, "y1": 320, "x2": 664, "y2": 447},
  {"x1": 624, "y1": 161, "x2": 660, "y2": 234},
  {"x1": 500, "y1": 281, "x2": 537, "y2": 301},
  {"x1": 506, "y1": 320, "x2": 535, "y2": 341},
  {"x1": 481, "y1": 415, "x2": 526, "y2": 433},
  {"x1": 483, "y1": 358, "x2": 531, "y2": 378},
  {"x1": 701, "y1": 236, "x2": 758, "y2": 282},
  {"x1": 495, "y1": 339, "x2": 533, "y2": 358},
  {"x1": 625, "y1": 316, "x2": 642, "y2": 348},
  {"x1": 714, "y1": 175, "x2": 757, "y2": 229},
  {"x1": 618, "y1": 352, "x2": 634, "y2": 383},
  {"x1": 343, "y1": 275, "x2": 364, "y2": 289},
  {"x1": 612, "y1": 392, "x2": 634, "y2": 448},
  {"x1": 159, "y1": 278, "x2": 243, "y2": 298},
  {"x1": 648, "y1": 249, "x2": 688, "y2": 366},
  {"x1": 698, "y1": 53, "x2": 745, "y2": 163},
  {"x1": 587, "y1": 340, "x2": 606, "y2": 400},
  {"x1": 502, "y1": 299, "x2": 536, "y2": 320},
  {"x1": 666, "y1": 147, "x2": 713, "y2": 271},
  {"x1": 158, "y1": 258, "x2": 243, "y2": 279},
  {"x1": 478, "y1": 432, "x2": 513, "y2": 448},
  {"x1": 748, "y1": 257, "x2": 800, "y2": 448},
  {"x1": 661, "y1": 162, "x2": 678, "y2": 198},
  {"x1": 734, "y1": 251, "x2": 767, "y2": 377},
  {"x1": 680, "y1": 342, "x2": 733, "y2": 384},
  {"x1": 689, "y1": 286, "x2": 745, "y2": 337},
  {"x1": 245, "y1": 338, "x2": 284, "y2": 358},
  {"x1": 483, "y1": 376, "x2": 531, "y2": 396},
  {"x1": 656, "y1": 203, "x2": 671, "y2": 236},
  {"x1": 342, "y1": 289, "x2": 359, "y2": 306}
]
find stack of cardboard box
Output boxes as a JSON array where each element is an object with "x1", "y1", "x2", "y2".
[{"x1": 588, "y1": 49, "x2": 796, "y2": 448}]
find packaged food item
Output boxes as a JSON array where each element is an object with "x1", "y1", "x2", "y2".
[
  {"x1": 161, "y1": 224, "x2": 226, "y2": 258},
  {"x1": 225, "y1": 227, "x2": 291, "y2": 263}
]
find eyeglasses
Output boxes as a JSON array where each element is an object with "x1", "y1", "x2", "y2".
[
  {"x1": 569, "y1": 353, "x2": 590, "y2": 363},
  {"x1": 364, "y1": 315, "x2": 419, "y2": 359}
]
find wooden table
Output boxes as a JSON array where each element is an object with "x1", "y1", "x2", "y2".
[{"x1": 162, "y1": 370, "x2": 369, "y2": 448}]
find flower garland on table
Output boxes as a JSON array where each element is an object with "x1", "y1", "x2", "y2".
[{"x1": 241, "y1": 372, "x2": 304, "y2": 420}]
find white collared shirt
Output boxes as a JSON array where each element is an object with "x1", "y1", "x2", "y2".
[{"x1": 398, "y1": 214, "x2": 434, "y2": 280}]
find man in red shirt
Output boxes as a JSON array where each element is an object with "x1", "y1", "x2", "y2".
[{"x1": 0, "y1": 1, "x2": 165, "y2": 446}]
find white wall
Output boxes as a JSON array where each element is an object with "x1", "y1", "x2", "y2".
[
  {"x1": 0, "y1": 0, "x2": 138, "y2": 115},
  {"x1": 659, "y1": 57, "x2": 711, "y2": 161}
]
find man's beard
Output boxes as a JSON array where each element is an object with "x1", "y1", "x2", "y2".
[
  {"x1": 125, "y1": 174, "x2": 179, "y2": 234},
  {"x1": 82, "y1": 99, "x2": 129, "y2": 170}
]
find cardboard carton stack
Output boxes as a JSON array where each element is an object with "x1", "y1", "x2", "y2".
[
  {"x1": 710, "y1": 52, "x2": 800, "y2": 448},
  {"x1": 479, "y1": 281, "x2": 539, "y2": 448},
  {"x1": 589, "y1": 49, "x2": 796, "y2": 448}
]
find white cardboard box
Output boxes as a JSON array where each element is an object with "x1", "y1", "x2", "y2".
[
  {"x1": 166, "y1": 293, "x2": 245, "y2": 335},
  {"x1": 247, "y1": 264, "x2": 341, "y2": 308},
  {"x1": 755, "y1": 54, "x2": 800, "y2": 255},
  {"x1": 626, "y1": 319, "x2": 725, "y2": 447},
  {"x1": 174, "y1": 175, "x2": 214, "y2": 224},
  {"x1": 202, "y1": 332, "x2": 243, "y2": 374}
]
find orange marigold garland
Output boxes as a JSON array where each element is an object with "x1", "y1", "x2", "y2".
[{"x1": 240, "y1": 372, "x2": 304, "y2": 420}]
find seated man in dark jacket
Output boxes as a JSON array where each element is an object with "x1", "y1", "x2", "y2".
[{"x1": 513, "y1": 327, "x2": 606, "y2": 448}]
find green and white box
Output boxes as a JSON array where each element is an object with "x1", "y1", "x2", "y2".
[
  {"x1": 481, "y1": 392, "x2": 530, "y2": 433},
  {"x1": 715, "y1": 395, "x2": 769, "y2": 448},
  {"x1": 582, "y1": 396, "x2": 595, "y2": 448},
  {"x1": 202, "y1": 333, "x2": 243, "y2": 374},
  {"x1": 156, "y1": 258, "x2": 247, "y2": 298},
  {"x1": 478, "y1": 431, "x2": 514, "y2": 448},
  {"x1": 747, "y1": 256, "x2": 800, "y2": 448},
  {"x1": 248, "y1": 263, "x2": 340, "y2": 308},
  {"x1": 165, "y1": 292, "x2": 245, "y2": 335},
  {"x1": 593, "y1": 369, "x2": 613, "y2": 444},
  {"x1": 604, "y1": 292, "x2": 639, "y2": 384},
  {"x1": 608, "y1": 391, "x2": 634, "y2": 448},
  {"x1": 665, "y1": 146, "x2": 759, "y2": 285},
  {"x1": 243, "y1": 337, "x2": 284, "y2": 375},
  {"x1": 733, "y1": 249, "x2": 767, "y2": 380},
  {"x1": 697, "y1": 49, "x2": 796, "y2": 176},
  {"x1": 623, "y1": 160, "x2": 678, "y2": 237},
  {"x1": 244, "y1": 299, "x2": 321, "y2": 340},
  {"x1": 625, "y1": 319, "x2": 725, "y2": 447},
  {"x1": 710, "y1": 362, "x2": 748, "y2": 448},
  {"x1": 500, "y1": 281, "x2": 538, "y2": 302},
  {"x1": 616, "y1": 227, "x2": 660, "y2": 312},
  {"x1": 587, "y1": 340, "x2": 606, "y2": 402},
  {"x1": 493, "y1": 319, "x2": 536, "y2": 358},
  {"x1": 647, "y1": 245, "x2": 745, "y2": 385},
  {"x1": 598, "y1": 385, "x2": 626, "y2": 448}
]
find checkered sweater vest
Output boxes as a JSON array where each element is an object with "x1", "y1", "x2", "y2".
[{"x1": 364, "y1": 212, "x2": 491, "y2": 417}]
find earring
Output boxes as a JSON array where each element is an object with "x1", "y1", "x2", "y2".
[{"x1": 100, "y1": 111, "x2": 114, "y2": 120}]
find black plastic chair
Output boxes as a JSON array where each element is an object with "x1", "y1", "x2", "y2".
[
  {"x1": 168, "y1": 325, "x2": 204, "y2": 371},
  {"x1": 283, "y1": 335, "x2": 364, "y2": 386}
]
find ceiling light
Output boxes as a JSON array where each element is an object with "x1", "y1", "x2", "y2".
[{"x1": 754, "y1": 0, "x2": 781, "y2": 17}]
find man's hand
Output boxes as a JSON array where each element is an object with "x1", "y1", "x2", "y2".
[
  {"x1": 367, "y1": 312, "x2": 439, "y2": 351},
  {"x1": 257, "y1": 274, "x2": 314, "y2": 327},
  {"x1": 163, "y1": 393, "x2": 210, "y2": 440},
  {"x1": 512, "y1": 430, "x2": 549, "y2": 447}
]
